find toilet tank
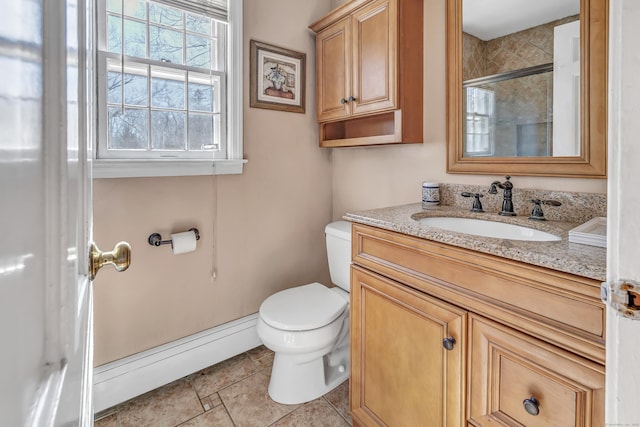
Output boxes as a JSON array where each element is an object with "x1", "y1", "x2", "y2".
[{"x1": 325, "y1": 221, "x2": 352, "y2": 292}]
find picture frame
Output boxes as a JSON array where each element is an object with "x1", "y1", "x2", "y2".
[{"x1": 250, "y1": 40, "x2": 306, "y2": 114}]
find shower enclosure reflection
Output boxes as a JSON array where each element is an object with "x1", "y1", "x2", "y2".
[
  {"x1": 461, "y1": 7, "x2": 580, "y2": 158},
  {"x1": 464, "y1": 64, "x2": 554, "y2": 157}
]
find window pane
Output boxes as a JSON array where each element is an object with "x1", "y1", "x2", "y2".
[
  {"x1": 106, "y1": 0, "x2": 122, "y2": 14},
  {"x1": 186, "y1": 35, "x2": 211, "y2": 68},
  {"x1": 188, "y1": 113, "x2": 213, "y2": 150},
  {"x1": 151, "y1": 111, "x2": 185, "y2": 150},
  {"x1": 108, "y1": 107, "x2": 148, "y2": 149},
  {"x1": 186, "y1": 13, "x2": 211, "y2": 35},
  {"x1": 151, "y1": 70, "x2": 185, "y2": 109},
  {"x1": 188, "y1": 82, "x2": 212, "y2": 112},
  {"x1": 107, "y1": 15, "x2": 122, "y2": 53},
  {"x1": 123, "y1": 19, "x2": 146, "y2": 58},
  {"x1": 150, "y1": 26, "x2": 183, "y2": 64},
  {"x1": 123, "y1": 0, "x2": 146, "y2": 19},
  {"x1": 149, "y1": 3, "x2": 184, "y2": 30},
  {"x1": 466, "y1": 133, "x2": 474, "y2": 152},
  {"x1": 124, "y1": 73, "x2": 148, "y2": 106},
  {"x1": 107, "y1": 71, "x2": 122, "y2": 104},
  {"x1": 101, "y1": 0, "x2": 231, "y2": 159}
]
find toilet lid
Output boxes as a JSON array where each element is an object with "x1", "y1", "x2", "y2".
[{"x1": 259, "y1": 283, "x2": 348, "y2": 331}]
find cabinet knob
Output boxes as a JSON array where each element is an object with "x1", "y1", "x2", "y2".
[
  {"x1": 523, "y1": 397, "x2": 540, "y2": 416},
  {"x1": 442, "y1": 336, "x2": 456, "y2": 351},
  {"x1": 348, "y1": 96, "x2": 357, "y2": 102},
  {"x1": 340, "y1": 98, "x2": 347, "y2": 105}
]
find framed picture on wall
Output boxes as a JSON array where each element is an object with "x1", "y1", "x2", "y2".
[{"x1": 250, "y1": 40, "x2": 306, "y2": 113}]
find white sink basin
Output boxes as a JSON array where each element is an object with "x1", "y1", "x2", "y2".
[{"x1": 416, "y1": 217, "x2": 561, "y2": 242}]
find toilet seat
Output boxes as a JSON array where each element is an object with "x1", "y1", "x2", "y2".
[{"x1": 259, "y1": 283, "x2": 347, "y2": 331}]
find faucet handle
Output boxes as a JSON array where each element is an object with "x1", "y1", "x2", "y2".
[
  {"x1": 529, "y1": 199, "x2": 562, "y2": 221},
  {"x1": 461, "y1": 192, "x2": 484, "y2": 213}
]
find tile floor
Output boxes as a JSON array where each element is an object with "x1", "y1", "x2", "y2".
[{"x1": 94, "y1": 346, "x2": 352, "y2": 427}]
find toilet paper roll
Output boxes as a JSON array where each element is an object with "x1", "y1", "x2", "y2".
[{"x1": 170, "y1": 230, "x2": 197, "y2": 255}]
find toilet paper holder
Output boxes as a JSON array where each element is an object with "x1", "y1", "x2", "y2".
[{"x1": 148, "y1": 228, "x2": 200, "y2": 247}]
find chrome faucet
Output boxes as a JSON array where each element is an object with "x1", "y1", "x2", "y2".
[{"x1": 488, "y1": 176, "x2": 516, "y2": 216}]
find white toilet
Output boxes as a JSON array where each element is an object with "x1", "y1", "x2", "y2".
[{"x1": 256, "y1": 221, "x2": 351, "y2": 405}]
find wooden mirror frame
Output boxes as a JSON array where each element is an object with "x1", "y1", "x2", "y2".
[{"x1": 446, "y1": 0, "x2": 608, "y2": 178}]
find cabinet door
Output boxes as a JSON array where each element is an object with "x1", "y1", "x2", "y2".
[
  {"x1": 468, "y1": 315, "x2": 605, "y2": 427},
  {"x1": 351, "y1": 266, "x2": 466, "y2": 427},
  {"x1": 351, "y1": 0, "x2": 397, "y2": 117},
  {"x1": 316, "y1": 17, "x2": 351, "y2": 122}
]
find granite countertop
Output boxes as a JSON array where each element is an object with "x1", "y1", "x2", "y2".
[{"x1": 344, "y1": 203, "x2": 606, "y2": 281}]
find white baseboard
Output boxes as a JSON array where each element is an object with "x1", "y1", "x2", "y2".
[{"x1": 93, "y1": 313, "x2": 261, "y2": 413}]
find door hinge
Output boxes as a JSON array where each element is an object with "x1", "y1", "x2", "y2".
[{"x1": 601, "y1": 279, "x2": 640, "y2": 320}]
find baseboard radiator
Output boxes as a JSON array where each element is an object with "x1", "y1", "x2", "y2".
[{"x1": 93, "y1": 313, "x2": 261, "y2": 413}]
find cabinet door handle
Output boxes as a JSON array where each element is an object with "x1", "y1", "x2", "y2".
[
  {"x1": 442, "y1": 336, "x2": 456, "y2": 351},
  {"x1": 523, "y1": 397, "x2": 540, "y2": 416},
  {"x1": 340, "y1": 97, "x2": 347, "y2": 104},
  {"x1": 348, "y1": 96, "x2": 357, "y2": 102}
]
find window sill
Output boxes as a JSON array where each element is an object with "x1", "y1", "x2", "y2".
[{"x1": 92, "y1": 158, "x2": 248, "y2": 179}]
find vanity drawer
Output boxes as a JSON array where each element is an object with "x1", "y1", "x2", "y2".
[
  {"x1": 467, "y1": 315, "x2": 604, "y2": 427},
  {"x1": 351, "y1": 223, "x2": 605, "y2": 363}
]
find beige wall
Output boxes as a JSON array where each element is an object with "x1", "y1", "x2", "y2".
[
  {"x1": 331, "y1": 0, "x2": 606, "y2": 219},
  {"x1": 93, "y1": 0, "x2": 333, "y2": 366},
  {"x1": 93, "y1": 0, "x2": 607, "y2": 366}
]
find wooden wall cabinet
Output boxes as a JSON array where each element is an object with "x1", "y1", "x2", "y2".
[
  {"x1": 350, "y1": 223, "x2": 605, "y2": 427},
  {"x1": 309, "y1": 0, "x2": 423, "y2": 147}
]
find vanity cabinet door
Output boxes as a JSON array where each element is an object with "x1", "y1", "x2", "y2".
[
  {"x1": 468, "y1": 314, "x2": 605, "y2": 427},
  {"x1": 351, "y1": 265, "x2": 466, "y2": 427},
  {"x1": 316, "y1": 17, "x2": 352, "y2": 122},
  {"x1": 350, "y1": 0, "x2": 397, "y2": 117}
]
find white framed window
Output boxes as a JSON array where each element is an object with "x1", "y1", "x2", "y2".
[
  {"x1": 464, "y1": 87, "x2": 494, "y2": 157},
  {"x1": 94, "y1": 0, "x2": 245, "y2": 178}
]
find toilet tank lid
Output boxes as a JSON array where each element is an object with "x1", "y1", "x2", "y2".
[
  {"x1": 259, "y1": 283, "x2": 347, "y2": 331},
  {"x1": 325, "y1": 221, "x2": 351, "y2": 240}
]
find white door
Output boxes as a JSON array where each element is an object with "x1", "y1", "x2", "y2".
[
  {"x1": 0, "y1": 0, "x2": 91, "y2": 425},
  {"x1": 0, "y1": 1, "x2": 128, "y2": 425},
  {"x1": 606, "y1": 0, "x2": 640, "y2": 424}
]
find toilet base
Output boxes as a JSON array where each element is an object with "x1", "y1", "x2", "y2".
[{"x1": 267, "y1": 344, "x2": 350, "y2": 405}]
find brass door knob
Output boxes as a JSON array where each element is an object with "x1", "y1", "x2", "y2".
[{"x1": 90, "y1": 241, "x2": 131, "y2": 280}]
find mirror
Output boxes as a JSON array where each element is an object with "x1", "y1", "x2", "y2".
[{"x1": 446, "y1": 0, "x2": 607, "y2": 177}]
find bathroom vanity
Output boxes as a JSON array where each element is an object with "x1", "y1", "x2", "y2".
[{"x1": 346, "y1": 204, "x2": 606, "y2": 427}]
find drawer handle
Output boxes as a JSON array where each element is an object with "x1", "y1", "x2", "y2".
[
  {"x1": 442, "y1": 336, "x2": 456, "y2": 351},
  {"x1": 523, "y1": 397, "x2": 540, "y2": 416}
]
